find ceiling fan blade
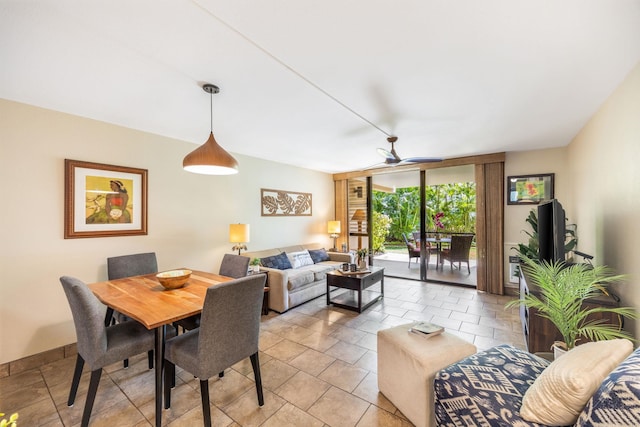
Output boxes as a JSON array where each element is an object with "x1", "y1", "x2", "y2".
[
  {"x1": 377, "y1": 147, "x2": 395, "y2": 160},
  {"x1": 399, "y1": 157, "x2": 444, "y2": 164}
]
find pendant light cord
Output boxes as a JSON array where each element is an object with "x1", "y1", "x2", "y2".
[{"x1": 190, "y1": 0, "x2": 391, "y2": 138}]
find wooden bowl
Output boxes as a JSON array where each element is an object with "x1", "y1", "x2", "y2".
[{"x1": 156, "y1": 269, "x2": 192, "y2": 289}]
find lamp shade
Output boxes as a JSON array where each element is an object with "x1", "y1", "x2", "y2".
[
  {"x1": 351, "y1": 209, "x2": 367, "y2": 221},
  {"x1": 183, "y1": 132, "x2": 239, "y2": 175},
  {"x1": 327, "y1": 220, "x2": 341, "y2": 234},
  {"x1": 229, "y1": 223, "x2": 250, "y2": 243}
]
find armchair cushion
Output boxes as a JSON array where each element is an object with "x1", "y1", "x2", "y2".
[
  {"x1": 260, "y1": 252, "x2": 292, "y2": 270},
  {"x1": 308, "y1": 248, "x2": 331, "y2": 263},
  {"x1": 520, "y1": 339, "x2": 633, "y2": 425}
]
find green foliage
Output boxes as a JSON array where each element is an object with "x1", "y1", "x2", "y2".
[
  {"x1": 0, "y1": 412, "x2": 18, "y2": 427},
  {"x1": 506, "y1": 256, "x2": 637, "y2": 349},
  {"x1": 250, "y1": 258, "x2": 260, "y2": 266},
  {"x1": 372, "y1": 182, "x2": 476, "y2": 243},
  {"x1": 371, "y1": 211, "x2": 391, "y2": 254}
]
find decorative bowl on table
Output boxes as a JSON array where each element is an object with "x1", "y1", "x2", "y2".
[{"x1": 156, "y1": 269, "x2": 192, "y2": 289}]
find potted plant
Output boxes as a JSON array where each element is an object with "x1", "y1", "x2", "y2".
[
  {"x1": 356, "y1": 248, "x2": 368, "y2": 269},
  {"x1": 506, "y1": 256, "x2": 637, "y2": 354},
  {"x1": 250, "y1": 258, "x2": 261, "y2": 273}
]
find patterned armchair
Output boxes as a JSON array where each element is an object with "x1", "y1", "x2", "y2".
[
  {"x1": 434, "y1": 345, "x2": 551, "y2": 426},
  {"x1": 435, "y1": 344, "x2": 640, "y2": 427}
]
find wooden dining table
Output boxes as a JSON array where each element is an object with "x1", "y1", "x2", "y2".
[{"x1": 88, "y1": 269, "x2": 232, "y2": 427}]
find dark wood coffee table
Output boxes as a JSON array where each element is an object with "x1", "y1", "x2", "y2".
[{"x1": 326, "y1": 266, "x2": 384, "y2": 313}]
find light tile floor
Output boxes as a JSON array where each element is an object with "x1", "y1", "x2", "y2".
[{"x1": 1, "y1": 277, "x2": 525, "y2": 426}]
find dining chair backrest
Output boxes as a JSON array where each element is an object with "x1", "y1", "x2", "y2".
[
  {"x1": 197, "y1": 274, "x2": 266, "y2": 378},
  {"x1": 60, "y1": 276, "x2": 108, "y2": 369},
  {"x1": 107, "y1": 252, "x2": 158, "y2": 280},
  {"x1": 412, "y1": 232, "x2": 420, "y2": 242},
  {"x1": 449, "y1": 234, "x2": 474, "y2": 258},
  {"x1": 402, "y1": 233, "x2": 414, "y2": 248},
  {"x1": 218, "y1": 253, "x2": 250, "y2": 278}
]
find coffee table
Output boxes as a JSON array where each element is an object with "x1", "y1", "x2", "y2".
[{"x1": 326, "y1": 266, "x2": 384, "y2": 312}]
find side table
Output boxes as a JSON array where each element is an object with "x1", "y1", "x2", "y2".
[{"x1": 248, "y1": 270, "x2": 269, "y2": 315}]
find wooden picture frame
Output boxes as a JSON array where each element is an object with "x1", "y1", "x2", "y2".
[
  {"x1": 261, "y1": 188, "x2": 312, "y2": 216},
  {"x1": 507, "y1": 173, "x2": 554, "y2": 205},
  {"x1": 64, "y1": 159, "x2": 148, "y2": 238}
]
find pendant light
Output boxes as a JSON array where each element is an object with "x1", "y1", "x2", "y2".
[{"x1": 183, "y1": 84, "x2": 239, "y2": 175}]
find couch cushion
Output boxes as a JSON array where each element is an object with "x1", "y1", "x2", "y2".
[
  {"x1": 286, "y1": 250, "x2": 315, "y2": 269},
  {"x1": 303, "y1": 262, "x2": 338, "y2": 281},
  {"x1": 286, "y1": 268, "x2": 315, "y2": 291},
  {"x1": 260, "y1": 252, "x2": 292, "y2": 270},
  {"x1": 576, "y1": 346, "x2": 640, "y2": 426},
  {"x1": 520, "y1": 339, "x2": 633, "y2": 426},
  {"x1": 308, "y1": 248, "x2": 331, "y2": 263}
]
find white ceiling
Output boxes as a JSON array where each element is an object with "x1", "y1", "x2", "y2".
[{"x1": 1, "y1": 1, "x2": 639, "y2": 173}]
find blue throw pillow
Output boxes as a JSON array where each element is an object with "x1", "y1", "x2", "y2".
[
  {"x1": 308, "y1": 248, "x2": 330, "y2": 263},
  {"x1": 260, "y1": 252, "x2": 292, "y2": 270}
]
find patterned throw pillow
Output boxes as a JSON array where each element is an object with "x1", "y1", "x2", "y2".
[
  {"x1": 308, "y1": 248, "x2": 331, "y2": 263},
  {"x1": 260, "y1": 252, "x2": 292, "y2": 270},
  {"x1": 286, "y1": 250, "x2": 315, "y2": 269}
]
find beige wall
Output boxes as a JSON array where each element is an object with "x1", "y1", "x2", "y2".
[
  {"x1": 503, "y1": 62, "x2": 640, "y2": 336},
  {"x1": 567, "y1": 62, "x2": 640, "y2": 337},
  {"x1": 0, "y1": 99, "x2": 334, "y2": 364}
]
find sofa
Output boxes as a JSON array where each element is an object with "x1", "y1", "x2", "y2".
[
  {"x1": 242, "y1": 243, "x2": 353, "y2": 313},
  {"x1": 434, "y1": 340, "x2": 640, "y2": 426}
]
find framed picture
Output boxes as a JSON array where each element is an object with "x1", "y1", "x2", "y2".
[
  {"x1": 64, "y1": 159, "x2": 148, "y2": 238},
  {"x1": 507, "y1": 173, "x2": 554, "y2": 205}
]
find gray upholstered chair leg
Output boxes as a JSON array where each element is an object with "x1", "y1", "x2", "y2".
[
  {"x1": 250, "y1": 352, "x2": 264, "y2": 406},
  {"x1": 82, "y1": 369, "x2": 103, "y2": 427},
  {"x1": 68, "y1": 355, "x2": 85, "y2": 406},
  {"x1": 200, "y1": 380, "x2": 212, "y2": 427}
]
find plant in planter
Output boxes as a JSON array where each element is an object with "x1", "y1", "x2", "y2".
[
  {"x1": 506, "y1": 256, "x2": 637, "y2": 352},
  {"x1": 249, "y1": 258, "x2": 261, "y2": 273},
  {"x1": 356, "y1": 248, "x2": 368, "y2": 269}
]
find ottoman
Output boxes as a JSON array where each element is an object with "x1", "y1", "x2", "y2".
[{"x1": 377, "y1": 323, "x2": 477, "y2": 427}]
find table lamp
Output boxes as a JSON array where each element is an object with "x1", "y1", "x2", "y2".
[
  {"x1": 229, "y1": 223, "x2": 249, "y2": 255},
  {"x1": 327, "y1": 220, "x2": 341, "y2": 251}
]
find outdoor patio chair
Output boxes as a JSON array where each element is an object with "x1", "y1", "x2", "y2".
[
  {"x1": 439, "y1": 234, "x2": 474, "y2": 273},
  {"x1": 403, "y1": 233, "x2": 431, "y2": 268}
]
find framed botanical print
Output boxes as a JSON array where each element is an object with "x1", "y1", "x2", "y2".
[
  {"x1": 507, "y1": 173, "x2": 554, "y2": 205},
  {"x1": 64, "y1": 159, "x2": 148, "y2": 238}
]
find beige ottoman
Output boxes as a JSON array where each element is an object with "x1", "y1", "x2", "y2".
[{"x1": 377, "y1": 323, "x2": 476, "y2": 427}]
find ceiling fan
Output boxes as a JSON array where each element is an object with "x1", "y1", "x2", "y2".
[{"x1": 376, "y1": 136, "x2": 443, "y2": 165}]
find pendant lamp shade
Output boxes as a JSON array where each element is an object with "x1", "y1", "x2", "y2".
[
  {"x1": 183, "y1": 84, "x2": 239, "y2": 175},
  {"x1": 183, "y1": 132, "x2": 238, "y2": 175}
]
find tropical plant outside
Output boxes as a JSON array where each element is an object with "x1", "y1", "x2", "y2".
[
  {"x1": 372, "y1": 182, "x2": 476, "y2": 243},
  {"x1": 371, "y1": 211, "x2": 392, "y2": 253},
  {"x1": 505, "y1": 256, "x2": 637, "y2": 350}
]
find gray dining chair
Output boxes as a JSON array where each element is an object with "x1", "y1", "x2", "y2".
[
  {"x1": 163, "y1": 274, "x2": 267, "y2": 427},
  {"x1": 60, "y1": 276, "x2": 156, "y2": 427},
  {"x1": 106, "y1": 252, "x2": 157, "y2": 368},
  {"x1": 176, "y1": 253, "x2": 251, "y2": 332},
  {"x1": 218, "y1": 253, "x2": 250, "y2": 278}
]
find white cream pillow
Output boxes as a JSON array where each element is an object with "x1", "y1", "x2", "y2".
[
  {"x1": 286, "y1": 250, "x2": 315, "y2": 269},
  {"x1": 520, "y1": 339, "x2": 633, "y2": 425}
]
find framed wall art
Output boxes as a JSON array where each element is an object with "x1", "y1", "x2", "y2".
[
  {"x1": 64, "y1": 159, "x2": 148, "y2": 238},
  {"x1": 261, "y1": 188, "x2": 312, "y2": 216},
  {"x1": 507, "y1": 173, "x2": 554, "y2": 205}
]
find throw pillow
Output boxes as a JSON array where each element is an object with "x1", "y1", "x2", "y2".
[
  {"x1": 520, "y1": 339, "x2": 633, "y2": 425},
  {"x1": 308, "y1": 248, "x2": 331, "y2": 263},
  {"x1": 260, "y1": 252, "x2": 292, "y2": 270},
  {"x1": 286, "y1": 250, "x2": 315, "y2": 269}
]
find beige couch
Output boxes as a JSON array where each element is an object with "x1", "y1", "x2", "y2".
[{"x1": 243, "y1": 243, "x2": 353, "y2": 313}]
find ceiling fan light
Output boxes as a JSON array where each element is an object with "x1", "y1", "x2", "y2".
[{"x1": 183, "y1": 132, "x2": 239, "y2": 175}]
